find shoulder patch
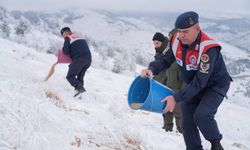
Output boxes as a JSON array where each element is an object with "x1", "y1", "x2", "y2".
[
  {"x1": 200, "y1": 62, "x2": 209, "y2": 74},
  {"x1": 201, "y1": 54, "x2": 209, "y2": 63},
  {"x1": 189, "y1": 55, "x2": 197, "y2": 65}
]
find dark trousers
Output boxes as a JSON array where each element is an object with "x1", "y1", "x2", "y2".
[
  {"x1": 181, "y1": 89, "x2": 224, "y2": 150},
  {"x1": 163, "y1": 102, "x2": 182, "y2": 132},
  {"x1": 66, "y1": 60, "x2": 91, "y2": 89},
  {"x1": 163, "y1": 89, "x2": 183, "y2": 133}
]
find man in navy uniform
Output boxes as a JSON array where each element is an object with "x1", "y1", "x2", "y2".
[
  {"x1": 141, "y1": 11, "x2": 231, "y2": 150},
  {"x1": 61, "y1": 27, "x2": 92, "y2": 97}
]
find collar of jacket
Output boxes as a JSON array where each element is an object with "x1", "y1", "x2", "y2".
[{"x1": 155, "y1": 38, "x2": 169, "y2": 53}]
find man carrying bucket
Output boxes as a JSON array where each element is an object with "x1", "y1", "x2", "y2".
[
  {"x1": 61, "y1": 27, "x2": 92, "y2": 97},
  {"x1": 141, "y1": 11, "x2": 231, "y2": 150},
  {"x1": 152, "y1": 31, "x2": 183, "y2": 133}
]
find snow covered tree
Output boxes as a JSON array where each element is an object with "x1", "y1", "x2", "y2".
[
  {"x1": 0, "y1": 21, "x2": 10, "y2": 37},
  {"x1": 112, "y1": 48, "x2": 136, "y2": 74},
  {"x1": 0, "y1": 6, "x2": 10, "y2": 38},
  {"x1": 15, "y1": 21, "x2": 30, "y2": 35},
  {"x1": 0, "y1": 6, "x2": 7, "y2": 21},
  {"x1": 244, "y1": 82, "x2": 250, "y2": 97}
]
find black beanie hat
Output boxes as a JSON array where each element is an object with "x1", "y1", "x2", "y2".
[
  {"x1": 60, "y1": 27, "x2": 71, "y2": 35},
  {"x1": 152, "y1": 32, "x2": 165, "y2": 42}
]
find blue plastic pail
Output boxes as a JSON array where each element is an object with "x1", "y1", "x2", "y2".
[{"x1": 128, "y1": 76, "x2": 173, "y2": 114}]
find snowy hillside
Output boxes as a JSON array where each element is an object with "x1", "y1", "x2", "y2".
[
  {"x1": 2, "y1": 6, "x2": 250, "y2": 75},
  {"x1": 1, "y1": 5, "x2": 250, "y2": 149},
  {"x1": 1, "y1": 36, "x2": 250, "y2": 150},
  {"x1": 0, "y1": 6, "x2": 157, "y2": 74}
]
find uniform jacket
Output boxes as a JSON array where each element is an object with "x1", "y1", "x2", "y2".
[
  {"x1": 148, "y1": 31, "x2": 231, "y2": 102},
  {"x1": 62, "y1": 33, "x2": 92, "y2": 62}
]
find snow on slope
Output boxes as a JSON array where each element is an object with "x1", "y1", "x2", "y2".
[
  {"x1": 0, "y1": 37, "x2": 250, "y2": 150},
  {"x1": 220, "y1": 42, "x2": 250, "y2": 60}
]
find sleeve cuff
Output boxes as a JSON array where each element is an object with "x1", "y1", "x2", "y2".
[
  {"x1": 173, "y1": 93, "x2": 182, "y2": 103},
  {"x1": 148, "y1": 66, "x2": 157, "y2": 75}
]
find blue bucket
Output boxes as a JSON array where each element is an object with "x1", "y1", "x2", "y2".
[{"x1": 128, "y1": 76, "x2": 173, "y2": 114}]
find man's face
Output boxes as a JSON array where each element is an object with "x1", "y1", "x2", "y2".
[
  {"x1": 153, "y1": 40, "x2": 162, "y2": 49},
  {"x1": 178, "y1": 24, "x2": 200, "y2": 46},
  {"x1": 62, "y1": 31, "x2": 70, "y2": 38}
]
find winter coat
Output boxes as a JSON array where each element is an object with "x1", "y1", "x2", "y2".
[
  {"x1": 153, "y1": 31, "x2": 183, "y2": 90},
  {"x1": 149, "y1": 31, "x2": 231, "y2": 102},
  {"x1": 62, "y1": 33, "x2": 92, "y2": 62}
]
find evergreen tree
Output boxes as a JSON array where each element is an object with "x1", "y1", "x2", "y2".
[{"x1": 15, "y1": 21, "x2": 29, "y2": 35}]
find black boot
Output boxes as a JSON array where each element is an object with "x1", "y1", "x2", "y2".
[
  {"x1": 74, "y1": 86, "x2": 86, "y2": 97},
  {"x1": 210, "y1": 140, "x2": 224, "y2": 150},
  {"x1": 165, "y1": 128, "x2": 173, "y2": 132},
  {"x1": 176, "y1": 127, "x2": 183, "y2": 134}
]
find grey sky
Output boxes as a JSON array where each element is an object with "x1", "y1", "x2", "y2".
[{"x1": 1, "y1": 0, "x2": 249, "y2": 14}]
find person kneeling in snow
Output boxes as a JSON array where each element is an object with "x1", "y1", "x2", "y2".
[{"x1": 61, "y1": 27, "x2": 92, "y2": 97}]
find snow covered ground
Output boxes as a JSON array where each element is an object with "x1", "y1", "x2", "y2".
[{"x1": 0, "y1": 37, "x2": 250, "y2": 150}]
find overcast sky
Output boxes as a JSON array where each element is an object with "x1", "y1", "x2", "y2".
[{"x1": 1, "y1": 0, "x2": 250, "y2": 14}]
